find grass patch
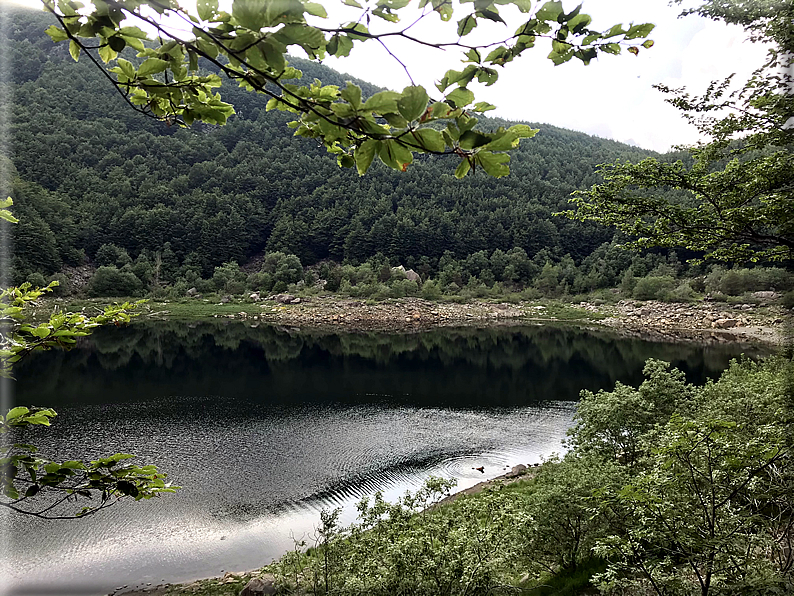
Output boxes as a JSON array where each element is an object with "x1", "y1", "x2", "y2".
[{"x1": 523, "y1": 300, "x2": 608, "y2": 322}]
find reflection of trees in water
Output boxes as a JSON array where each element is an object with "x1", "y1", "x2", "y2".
[{"x1": 14, "y1": 322, "x2": 764, "y2": 409}]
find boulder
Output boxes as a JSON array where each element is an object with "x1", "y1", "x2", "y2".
[
  {"x1": 506, "y1": 464, "x2": 528, "y2": 478},
  {"x1": 249, "y1": 292, "x2": 260, "y2": 301},
  {"x1": 752, "y1": 290, "x2": 779, "y2": 301},
  {"x1": 239, "y1": 574, "x2": 277, "y2": 596},
  {"x1": 273, "y1": 294, "x2": 296, "y2": 304},
  {"x1": 220, "y1": 295, "x2": 231, "y2": 304},
  {"x1": 186, "y1": 287, "x2": 198, "y2": 297},
  {"x1": 404, "y1": 269, "x2": 421, "y2": 283},
  {"x1": 712, "y1": 318, "x2": 739, "y2": 329}
]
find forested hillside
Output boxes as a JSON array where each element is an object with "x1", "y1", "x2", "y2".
[{"x1": 6, "y1": 8, "x2": 658, "y2": 288}]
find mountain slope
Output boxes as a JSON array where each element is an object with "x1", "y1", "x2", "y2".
[{"x1": 4, "y1": 7, "x2": 655, "y2": 282}]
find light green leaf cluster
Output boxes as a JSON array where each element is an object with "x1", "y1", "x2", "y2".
[{"x1": 41, "y1": 0, "x2": 654, "y2": 177}]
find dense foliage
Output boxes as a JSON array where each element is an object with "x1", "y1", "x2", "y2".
[
  {"x1": 263, "y1": 356, "x2": 794, "y2": 595},
  {"x1": 5, "y1": 8, "x2": 659, "y2": 289}
]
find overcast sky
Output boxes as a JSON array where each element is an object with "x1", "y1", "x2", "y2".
[{"x1": 7, "y1": 0, "x2": 768, "y2": 152}]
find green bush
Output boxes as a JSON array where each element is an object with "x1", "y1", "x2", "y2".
[
  {"x1": 47, "y1": 273, "x2": 70, "y2": 296},
  {"x1": 632, "y1": 275, "x2": 676, "y2": 301},
  {"x1": 25, "y1": 272, "x2": 47, "y2": 288},
  {"x1": 87, "y1": 266, "x2": 143, "y2": 297},
  {"x1": 248, "y1": 272, "x2": 274, "y2": 292},
  {"x1": 420, "y1": 279, "x2": 442, "y2": 300},
  {"x1": 668, "y1": 281, "x2": 698, "y2": 302}
]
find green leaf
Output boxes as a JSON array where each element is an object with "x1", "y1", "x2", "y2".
[
  {"x1": 445, "y1": 87, "x2": 474, "y2": 109},
  {"x1": 233, "y1": 0, "x2": 268, "y2": 30},
  {"x1": 61, "y1": 461, "x2": 86, "y2": 470},
  {"x1": 625, "y1": 23, "x2": 655, "y2": 40},
  {"x1": 513, "y1": 0, "x2": 532, "y2": 13},
  {"x1": 197, "y1": 0, "x2": 219, "y2": 20},
  {"x1": 472, "y1": 101, "x2": 496, "y2": 112},
  {"x1": 457, "y1": 15, "x2": 477, "y2": 37},
  {"x1": 355, "y1": 139, "x2": 378, "y2": 175},
  {"x1": 363, "y1": 90, "x2": 400, "y2": 113},
  {"x1": 535, "y1": 0, "x2": 562, "y2": 21},
  {"x1": 30, "y1": 326, "x2": 51, "y2": 339},
  {"x1": 642, "y1": 39, "x2": 654, "y2": 49},
  {"x1": 98, "y1": 44, "x2": 117, "y2": 64},
  {"x1": 304, "y1": 2, "x2": 328, "y2": 17},
  {"x1": 343, "y1": 0, "x2": 363, "y2": 6},
  {"x1": 455, "y1": 159, "x2": 471, "y2": 179},
  {"x1": 45, "y1": 25, "x2": 69, "y2": 43},
  {"x1": 507, "y1": 124, "x2": 539, "y2": 138},
  {"x1": 340, "y1": 82, "x2": 362, "y2": 109},
  {"x1": 138, "y1": 58, "x2": 169, "y2": 76},
  {"x1": 459, "y1": 130, "x2": 491, "y2": 150},
  {"x1": 274, "y1": 24, "x2": 325, "y2": 50},
  {"x1": 4, "y1": 483, "x2": 19, "y2": 500},
  {"x1": 397, "y1": 86, "x2": 429, "y2": 122},
  {"x1": 410, "y1": 129, "x2": 446, "y2": 152},
  {"x1": 69, "y1": 39, "x2": 80, "y2": 62},
  {"x1": 476, "y1": 150, "x2": 510, "y2": 177},
  {"x1": 378, "y1": 139, "x2": 413, "y2": 170},
  {"x1": 116, "y1": 58, "x2": 136, "y2": 78},
  {"x1": 5, "y1": 407, "x2": 29, "y2": 421},
  {"x1": 108, "y1": 36, "x2": 126, "y2": 52}
]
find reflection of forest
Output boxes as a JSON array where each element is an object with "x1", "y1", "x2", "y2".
[{"x1": 15, "y1": 322, "x2": 764, "y2": 409}]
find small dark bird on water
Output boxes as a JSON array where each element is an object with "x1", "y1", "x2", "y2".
[{"x1": 473, "y1": 466, "x2": 485, "y2": 473}]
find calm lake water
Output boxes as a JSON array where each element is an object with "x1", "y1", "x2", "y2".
[{"x1": 2, "y1": 321, "x2": 769, "y2": 595}]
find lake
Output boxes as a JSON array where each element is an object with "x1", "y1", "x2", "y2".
[{"x1": 1, "y1": 321, "x2": 769, "y2": 595}]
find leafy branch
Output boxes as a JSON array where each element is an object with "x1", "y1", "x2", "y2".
[{"x1": 41, "y1": 0, "x2": 654, "y2": 177}]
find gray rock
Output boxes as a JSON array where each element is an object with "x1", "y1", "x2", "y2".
[
  {"x1": 249, "y1": 292, "x2": 260, "y2": 301},
  {"x1": 273, "y1": 293, "x2": 296, "y2": 304},
  {"x1": 239, "y1": 575, "x2": 277, "y2": 596},
  {"x1": 752, "y1": 291, "x2": 779, "y2": 300},
  {"x1": 506, "y1": 464, "x2": 528, "y2": 478},
  {"x1": 404, "y1": 269, "x2": 421, "y2": 283},
  {"x1": 220, "y1": 296, "x2": 230, "y2": 304},
  {"x1": 186, "y1": 287, "x2": 198, "y2": 297},
  {"x1": 712, "y1": 318, "x2": 740, "y2": 329}
]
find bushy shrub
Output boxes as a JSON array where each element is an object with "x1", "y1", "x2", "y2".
[
  {"x1": 248, "y1": 272, "x2": 274, "y2": 292},
  {"x1": 420, "y1": 279, "x2": 442, "y2": 300},
  {"x1": 25, "y1": 272, "x2": 47, "y2": 288},
  {"x1": 87, "y1": 266, "x2": 143, "y2": 297},
  {"x1": 389, "y1": 279, "x2": 419, "y2": 298},
  {"x1": 47, "y1": 273, "x2": 70, "y2": 296},
  {"x1": 706, "y1": 266, "x2": 794, "y2": 296},
  {"x1": 263, "y1": 252, "x2": 304, "y2": 285},
  {"x1": 632, "y1": 275, "x2": 676, "y2": 301},
  {"x1": 668, "y1": 281, "x2": 698, "y2": 302},
  {"x1": 212, "y1": 261, "x2": 246, "y2": 294}
]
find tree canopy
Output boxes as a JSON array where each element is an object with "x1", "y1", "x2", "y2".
[
  {"x1": 567, "y1": 0, "x2": 794, "y2": 264},
  {"x1": 41, "y1": 0, "x2": 654, "y2": 177}
]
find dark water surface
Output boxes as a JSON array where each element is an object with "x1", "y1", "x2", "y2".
[{"x1": 2, "y1": 321, "x2": 768, "y2": 595}]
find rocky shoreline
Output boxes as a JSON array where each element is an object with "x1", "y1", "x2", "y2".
[{"x1": 169, "y1": 294, "x2": 790, "y2": 346}]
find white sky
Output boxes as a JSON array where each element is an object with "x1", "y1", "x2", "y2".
[{"x1": 6, "y1": 0, "x2": 770, "y2": 152}]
